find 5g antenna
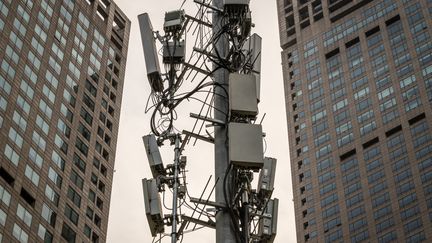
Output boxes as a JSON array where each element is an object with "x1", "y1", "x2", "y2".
[{"x1": 138, "y1": 1, "x2": 278, "y2": 242}]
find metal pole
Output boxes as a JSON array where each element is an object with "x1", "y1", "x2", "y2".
[
  {"x1": 213, "y1": 1, "x2": 237, "y2": 243},
  {"x1": 171, "y1": 134, "x2": 181, "y2": 243}
]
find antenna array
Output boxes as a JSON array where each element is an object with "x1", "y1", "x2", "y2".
[{"x1": 138, "y1": 1, "x2": 278, "y2": 242}]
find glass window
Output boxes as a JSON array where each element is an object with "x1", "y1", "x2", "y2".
[
  {"x1": 36, "y1": 115, "x2": 49, "y2": 135},
  {"x1": 374, "y1": 205, "x2": 392, "y2": 220},
  {"x1": 372, "y1": 192, "x2": 390, "y2": 208},
  {"x1": 39, "y1": 99, "x2": 52, "y2": 118},
  {"x1": 16, "y1": 204, "x2": 32, "y2": 227},
  {"x1": 4, "y1": 144, "x2": 20, "y2": 166},
  {"x1": 348, "y1": 206, "x2": 365, "y2": 220},
  {"x1": 45, "y1": 185, "x2": 59, "y2": 206},
  {"x1": 0, "y1": 208, "x2": 6, "y2": 226},
  {"x1": 24, "y1": 165, "x2": 39, "y2": 186},
  {"x1": 376, "y1": 217, "x2": 394, "y2": 233},
  {"x1": 64, "y1": 204, "x2": 79, "y2": 225},
  {"x1": 404, "y1": 218, "x2": 423, "y2": 234},
  {"x1": 41, "y1": 204, "x2": 56, "y2": 226},
  {"x1": 70, "y1": 170, "x2": 84, "y2": 190},
  {"x1": 0, "y1": 185, "x2": 11, "y2": 206},
  {"x1": 48, "y1": 167, "x2": 62, "y2": 188},
  {"x1": 12, "y1": 223, "x2": 28, "y2": 243},
  {"x1": 37, "y1": 224, "x2": 53, "y2": 243},
  {"x1": 399, "y1": 193, "x2": 417, "y2": 208},
  {"x1": 61, "y1": 223, "x2": 76, "y2": 243}
]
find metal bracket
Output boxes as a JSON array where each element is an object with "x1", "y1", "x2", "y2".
[
  {"x1": 183, "y1": 62, "x2": 212, "y2": 76},
  {"x1": 185, "y1": 14, "x2": 212, "y2": 28},
  {"x1": 193, "y1": 0, "x2": 224, "y2": 13},
  {"x1": 190, "y1": 113, "x2": 225, "y2": 126},
  {"x1": 193, "y1": 47, "x2": 220, "y2": 60},
  {"x1": 182, "y1": 130, "x2": 214, "y2": 144},
  {"x1": 190, "y1": 197, "x2": 226, "y2": 209},
  {"x1": 183, "y1": 215, "x2": 216, "y2": 229}
]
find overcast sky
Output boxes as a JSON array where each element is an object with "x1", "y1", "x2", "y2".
[{"x1": 107, "y1": 0, "x2": 296, "y2": 242}]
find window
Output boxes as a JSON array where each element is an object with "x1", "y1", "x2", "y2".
[
  {"x1": 376, "y1": 217, "x2": 395, "y2": 233},
  {"x1": 64, "y1": 204, "x2": 79, "y2": 225},
  {"x1": 36, "y1": 115, "x2": 49, "y2": 135},
  {"x1": 378, "y1": 87, "x2": 394, "y2": 100},
  {"x1": 366, "y1": 159, "x2": 382, "y2": 172},
  {"x1": 51, "y1": 151, "x2": 65, "y2": 171},
  {"x1": 48, "y1": 167, "x2": 62, "y2": 188},
  {"x1": 0, "y1": 208, "x2": 6, "y2": 226},
  {"x1": 54, "y1": 134, "x2": 68, "y2": 154},
  {"x1": 324, "y1": 217, "x2": 341, "y2": 232},
  {"x1": 399, "y1": 193, "x2": 417, "y2": 208},
  {"x1": 370, "y1": 181, "x2": 387, "y2": 196},
  {"x1": 372, "y1": 192, "x2": 390, "y2": 208},
  {"x1": 9, "y1": 127, "x2": 23, "y2": 148},
  {"x1": 321, "y1": 193, "x2": 338, "y2": 207},
  {"x1": 17, "y1": 96, "x2": 30, "y2": 115},
  {"x1": 70, "y1": 170, "x2": 84, "y2": 190},
  {"x1": 318, "y1": 170, "x2": 336, "y2": 184},
  {"x1": 24, "y1": 165, "x2": 39, "y2": 186},
  {"x1": 320, "y1": 182, "x2": 336, "y2": 195},
  {"x1": 12, "y1": 223, "x2": 28, "y2": 243},
  {"x1": 37, "y1": 224, "x2": 53, "y2": 243},
  {"x1": 61, "y1": 223, "x2": 76, "y2": 243},
  {"x1": 404, "y1": 218, "x2": 423, "y2": 234},
  {"x1": 42, "y1": 85, "x2": 55, "y2": 104},
  {"x1": 393, "y1": 157, "x2": 409, "y2": 172},
  {"x1": 418, "y1": 157, "x2": 432, "y2": 171},
  {"x1": 322, "y1": 205, "x2": 339, "y2": 219},
  {"x1": 351, "y1": 230, "x2": 369, "y2": 242},
  {"x1": 20, "y1": 80, "x2": 34, "y2": 99},
  {"x1": 75, "y1": 138, "x2": 88, "y2": 156},
  {"x1": 349, "y1": 218, "x2": 367, "y2": 233},
  {"x1": 348, "y1": 206, "x2": 365, "y2": 220},
  {"x1": 39, "y1": 99, "x2": 52, "y2": 118},
  {"x1": 346, "y1": 193, "x2": 363, "y2": 208},
  {"x1": 0, "y1": 185, "x2": 11, "y2": 206},
  {"x1": 16, "y1": 204, "x2": 32, "y2": 227},
  {"x1": 80, "y1": 108, "x2": 93, "y2": 125},
  {"x1": 5, "y1": 144, "x2": 20, "y2": 166},
  {"x1": 400, "y1": 206, "x2": 420, "y2": 221},
  {"x1": 316, "y1": 144, "x2": 331, "y2": 158},
  {"x1": 341, "y1": 158, "x2": 358, "y2": 172},
  {"x1": 41, "y1": 204, "x2": 56, "y2": 227},
  {"x1": 78, "y1": 123, "x2": 91, "y2": 141},
  {"x1": 67, "y1": 187, "x2": 81, "y2": 207},
  {"x1": 343, "y1": 170, "x2": 360, "y2": 184},
  {"x1": 32, "y1": 131, "x2": 46, "y2": 151},
  {"x1": 374, "y1": 205, "x2": 392, "y2": 220},
  {"x1": 395, "y1": 169, "x2": 412, "y2": 183},
  {"x1": 406, "y1": 231, "x2": 425, "y2": 243},
  {"x1": 345, "y1": 182, "x2": 362, "y2": 196},
  {"x1": 45, "y1": 185, "x2": 59, "y2": 206}
]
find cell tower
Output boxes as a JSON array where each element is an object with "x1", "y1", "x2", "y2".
[{"x1": 138, "y1": 1, "x2": 278, "y2": 242}]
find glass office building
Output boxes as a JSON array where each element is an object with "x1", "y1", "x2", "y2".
[
  {"x1": 277, "y1": 0, "x2": 432, "y2": 242},
  {"x1": 0, "y1": 0, "x2": 129, "y2": 242}
]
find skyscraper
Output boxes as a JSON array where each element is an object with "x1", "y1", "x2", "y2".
[
  {"x1": 277, "y1": 0, "x2": 432, "y2": 242},
  {"x1": 0, "y1": 0, "x2": 129, "y2": 242}
]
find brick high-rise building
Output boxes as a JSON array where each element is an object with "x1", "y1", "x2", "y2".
[
  {"x1": 277, "y1": 0, "x2": 432, "y2": 242},
  {"x1": 0, "y1": 0, "x2": 129, "y2": 242}
]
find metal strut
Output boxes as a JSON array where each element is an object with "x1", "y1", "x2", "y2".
[{"x1": 171, "y1": 134, "x2": 182, "y2": 243}]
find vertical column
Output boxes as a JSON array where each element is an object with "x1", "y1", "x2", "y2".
[{"x1": 213, "y1": 0, "x2": 237, "y2": 242}]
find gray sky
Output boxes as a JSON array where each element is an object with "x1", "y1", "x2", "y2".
[{"x1": 107, "y1": 0, "x2": 296, "y2": 242}]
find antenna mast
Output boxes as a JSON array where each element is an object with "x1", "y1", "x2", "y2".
[
  {"x1": 138, "y1": 1, "x2": 278, "y2": 242},
  {"x1": 212, "y1": 0, "x2": 235, "y2": 242}
]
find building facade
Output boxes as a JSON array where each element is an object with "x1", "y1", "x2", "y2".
[
  {"x1": 277, "y1": 0, "x2": 432, "y2": 242},
  {"x1": 0, "y1": 0, "x2": 129, "y2": 242}
]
